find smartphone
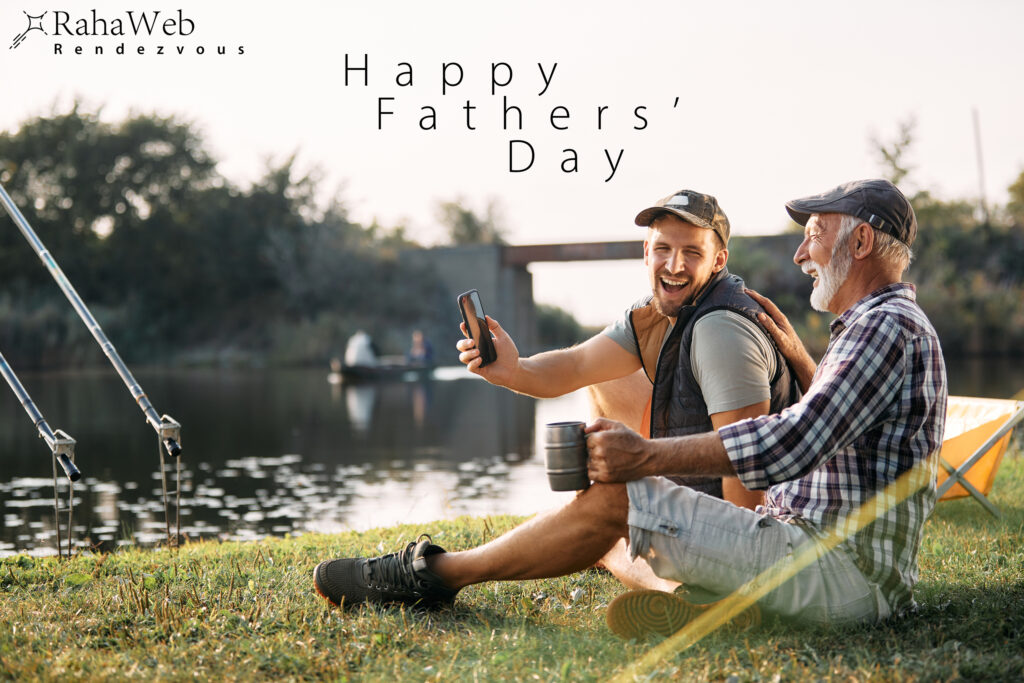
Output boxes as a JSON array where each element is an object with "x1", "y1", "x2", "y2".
[{"x1": 457, "y1": 289, "x2": 498, "y2": 367}]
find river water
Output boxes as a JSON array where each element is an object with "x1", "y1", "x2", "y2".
[{"x1": 2, "y1": 358, "x2": 1022, "y2": 556}]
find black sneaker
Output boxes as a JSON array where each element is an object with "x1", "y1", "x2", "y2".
[{"x1": 313, "y1": 534, "x2": 459, "y2": 608}]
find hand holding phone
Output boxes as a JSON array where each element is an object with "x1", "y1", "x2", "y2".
[{"x1": 457, "y1": 289, "x2": 498, "y2": 367}]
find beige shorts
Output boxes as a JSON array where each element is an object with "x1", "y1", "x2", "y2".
[{"x1": 626, "y1": 476, "x2": 891, "y2": 624}]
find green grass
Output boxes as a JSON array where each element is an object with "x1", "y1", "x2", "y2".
[{"x1": 3, "y1": 454, "x2": 1023, "y2": 682}]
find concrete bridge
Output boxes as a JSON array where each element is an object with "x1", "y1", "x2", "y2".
[
  {"x1": 406, "y1": 235, "x2": 799, "y2": 353},
  {"x1": 406, "y1": 241, "x2": 643, "y2": 353}
]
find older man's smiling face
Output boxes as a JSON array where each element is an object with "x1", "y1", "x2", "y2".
[{"x1": 795, "y1": 213, "x2": 854, "y2": 313}]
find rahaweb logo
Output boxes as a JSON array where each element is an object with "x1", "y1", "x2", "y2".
[
  {"x1": 7, "y1": 8, "x2": 245, "y2": 56},
  {"x1": 10, "y1": 10, "x2": 47, "y2": 49}
]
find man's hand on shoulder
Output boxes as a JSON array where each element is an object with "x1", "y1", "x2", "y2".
[{"x1": 745, "y1": 288, "x2": 817, "y2": 393}]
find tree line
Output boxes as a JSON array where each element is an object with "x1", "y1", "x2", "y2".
[
  {"x1": 0, "y1": 104, "x2": 458, "y2": 368},
  {"x1": 730, "y1": 119, "x2": 1024, "y2": 358},
  {"x1": 0, "y1": 105, "x2": 1021, "y2": 369}
]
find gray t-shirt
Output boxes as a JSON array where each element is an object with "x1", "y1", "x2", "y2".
[{"x1": 602, "y1": 308, "x2": 776, "y2": 415}]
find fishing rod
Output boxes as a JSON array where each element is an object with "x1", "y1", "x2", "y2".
[
  {"x1": 0, "y1": 182, "x2": 182, "y2": 458},
  {"x1": 0, "y1": 349, "x2": 80, "y2": 558},
  {"x1": 0, "y1": 180, "x2": 183, "y2": 546}
]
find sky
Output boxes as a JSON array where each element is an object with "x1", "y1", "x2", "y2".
[{"x1": 2, "y1": 0, "x2": 1022, "y2": 325}]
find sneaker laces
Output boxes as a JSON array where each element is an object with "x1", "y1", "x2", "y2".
[{"x1": 365, "y1": 535, "x2": 432, "y2": 593}]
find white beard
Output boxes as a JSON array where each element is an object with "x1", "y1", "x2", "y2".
[{"x1": 807, "y1": 239, "x2": 853, "y2": 312}]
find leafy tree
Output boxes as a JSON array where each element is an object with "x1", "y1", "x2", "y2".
[
  {"x1": 0, "y1": 103, "x2": 217, "y2": 295},
  {"x1": 0, "y1": 104, "x2": 224, "y2": 363},
  {"x1": 437, "y1": 198, "x2": 506, "y2": 245},
  {"x1": 535, "y1": 303, "x2": 587, "y2": 349},
  {"x1": 871, "y1": 116, "x2": 916, "y2": 188},
  {"x1": 0, "y1": 104, "x2": 449, "y2": 367},
  {"x1": 1007, "y1": 169, "x2": 1024, "y2": 225}
]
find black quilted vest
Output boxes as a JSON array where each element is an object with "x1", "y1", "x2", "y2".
[{"x1": 629, "y1": 268, "x2": 801, "y2": 497}]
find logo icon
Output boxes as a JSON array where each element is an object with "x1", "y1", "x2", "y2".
[{"x1": 10, "y1": 10, "x2": 47, "y2": 50}]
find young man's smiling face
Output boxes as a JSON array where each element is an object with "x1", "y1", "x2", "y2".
[{"x1": 643, "y1": 214, "x2": 728, "y2": 319}]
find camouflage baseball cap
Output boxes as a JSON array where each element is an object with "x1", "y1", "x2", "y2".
[
  {"x1": 634, "y1": 189, "x2": 730, "y2": 245},
  {"x1": 785, "y1": 179, "x2": 917, "y2": 246}
]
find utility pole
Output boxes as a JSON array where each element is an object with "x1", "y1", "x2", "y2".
[{"x1": 972, "y1": 108, "x2": 990, "y2": 225}]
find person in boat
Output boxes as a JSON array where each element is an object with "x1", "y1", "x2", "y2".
[
  {"x1": 313, "y1": 179, "x2": 947, "y2": 635},
  {"x1": 406, "y1": 330, "x2": 434, "y2": 366},
  {"x1": 344, "y1": 330, "x2": 379, "y2": 368}
]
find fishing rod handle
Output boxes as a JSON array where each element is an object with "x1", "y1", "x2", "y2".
[
  {"x1": 163, "y1": 438, "x2": 182, "y2": 458},
  {"x1": 56, "y1": 453, "x2": 81, "y2": 482}
]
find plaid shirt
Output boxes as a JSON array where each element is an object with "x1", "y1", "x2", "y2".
[{"x1": 719, "y1": 283, "x2": 947, "y2": 613}]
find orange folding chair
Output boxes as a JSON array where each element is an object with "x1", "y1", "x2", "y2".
[{"x1": 937, "y1": 396, "x2": 1024, "y2": 518}]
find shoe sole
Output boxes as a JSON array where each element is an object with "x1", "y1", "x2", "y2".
[
  {"x1": 313, "y1": 561, "x2": 342, "y2": 607},
  {"x1": 606, "y1": 590, "x2": 760, "y2": 639}
]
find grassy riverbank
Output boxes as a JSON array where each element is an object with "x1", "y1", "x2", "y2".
[{"x1": 2, "y1": 454, "x2": 1023, "y2": 681}]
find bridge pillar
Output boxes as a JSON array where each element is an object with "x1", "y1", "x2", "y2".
[
  {"x1": 405, "y1": 241, "x2": 648, "y2": 355},
  {"x1": 403, "y1": 244, "x2": 537, "y2": 352}
]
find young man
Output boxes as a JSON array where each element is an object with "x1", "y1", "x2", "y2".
[
  {"x1": 458, "y1": 189, "x2": 798, "y2": 507},
  {"x1": 313, "y1": 179, "x2": 945, "y2": 637},
  {"x1": 459, "y1": 188, "x2": 800, "y2": 590}
]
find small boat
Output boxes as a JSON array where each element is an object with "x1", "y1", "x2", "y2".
[
  {"x1": 331, "y1": 331, "x2": 435, "y2": 382},
  {"x1": 336, "y1": 358, "x2": 435, "y2": 381}
]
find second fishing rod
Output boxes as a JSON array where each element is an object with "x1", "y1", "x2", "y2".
[
  {"x1": 0, "y1": 181, "x2": 182, "y2": 458},
  {"x1": 0, "y1": 180, "x2": 184, "y2": 545}
]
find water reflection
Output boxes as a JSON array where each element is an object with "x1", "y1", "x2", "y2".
[
  {"x1": 0, "y1": 368, "x2": 580, "y2": 556},
  {"x1": 2, "y1": 356, "x2": 1021, "y2": 556},
  {"x1": 343, "y1": 384, "x2": 376, "y2": 435}
]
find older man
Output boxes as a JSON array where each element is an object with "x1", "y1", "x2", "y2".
[{"x1": 313, "y1": 179, "x2": 946, "y2": 636}]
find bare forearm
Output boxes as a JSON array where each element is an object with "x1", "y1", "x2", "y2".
[
  {"x1": 790, "y1": 354, "x2": 817, "y2": 394},
  {"x1": 507, "y1": 335, "x2": 643, "y2": 398},
  {"x1": 587, "y1": 422, "x2": 738, "y2": 483},
  {"x1": 507, "y1": 348, "x2": 587, "y2": 398},
  {"x1": 647, "y1": 432, "x2": 737, "y2": 479},
  {"x1": 461, "y1": 324, "x2": 640, "y2": 399}
]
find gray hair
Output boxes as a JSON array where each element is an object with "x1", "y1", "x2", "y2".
[{"x1": 838, "y1": 214, "x2": 913, "y2": 273}]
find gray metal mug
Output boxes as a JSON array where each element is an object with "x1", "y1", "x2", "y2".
[{"x1": 544, "y1": 421, "x2": 590, "y2": 491}]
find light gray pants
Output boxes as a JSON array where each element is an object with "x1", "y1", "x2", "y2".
[{"x1": 627, "y1": 477, "x2": 891, "y2": 624}]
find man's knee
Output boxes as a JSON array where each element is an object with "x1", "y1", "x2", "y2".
[{"x1": 574, "y1": 482, "x2": 629, "y2": 535}]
